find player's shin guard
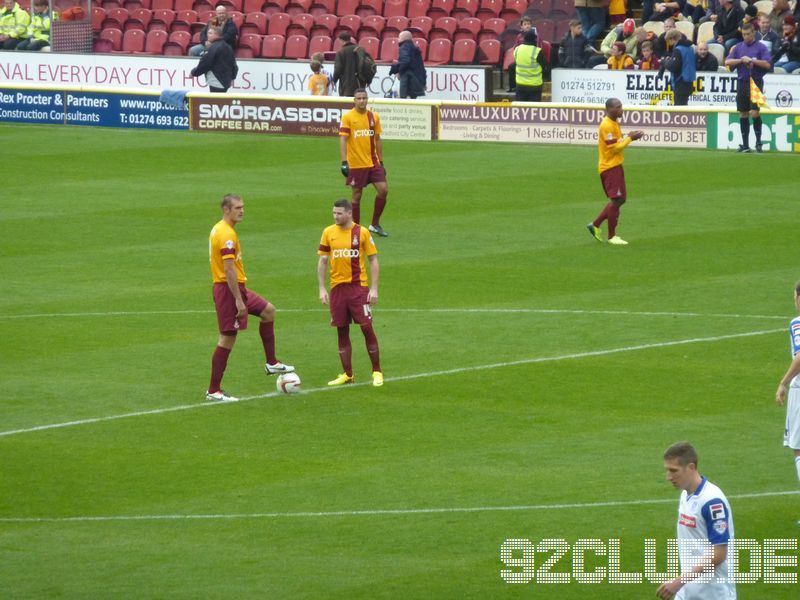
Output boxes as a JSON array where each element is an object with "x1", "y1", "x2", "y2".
[
  {"x1": 209, "y1": 346, "x2": 231, "y2": 393},
  {"x1": 593, "y1": 202, "x2": 612, "y2": 227},
  {"x1": 259, "y1": 321, "x2": 277, "y2": 365},
  {"x1": 739, "y1": 118, "x2": 750, "y2": 147},
  {"x1": 606, "y1": 203, "x2": 621, "y2": 239},
  {"x1": 753, "y1": 117, "x2": 763, "y2": 145},
  {"x1": 360, "y1": 323, "x2": 381, "y2": 372},
  {"x1": 372, "y1": 195, "x2": 387, "y2": 226},
  {"x1": 351, "y1": 202, "x2": 360, "y2": 225},
  {"x1": 337, "y1": 326, "x2": 353, "y2": 376}
]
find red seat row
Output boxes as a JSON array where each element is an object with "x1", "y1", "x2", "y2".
[{"x1": 96, "y1": 0, "x2": 535, "y2": 24}]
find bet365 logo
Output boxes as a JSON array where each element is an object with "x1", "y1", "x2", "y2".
[{"x1": 713, "y1": 114, "x2": 800, "y2": 152}]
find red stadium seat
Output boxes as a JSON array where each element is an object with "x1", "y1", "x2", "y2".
[
  {"x1": 409, "y1": 15, "x2": 432, "y2": 36},
  {"x1": 287, "y1": 12, "x2": 314, "y2": 35},
  {"x1": 550, "y1": 0, "x2": 574, "y2": 18},
  {"x1": 286, "y1": 0, "x2": 312, "y2": 15},
  {"x1": 93, "y1": 37, "x2": 115, "y2": 52},
  {"x1": 360, "y1": 14, "x2": 385, "y2": 36},
  {"x1": 240, "y1": 11, "x2": 267, "y2": 34},
  {"x1": 228, "y1": 10, "x2": 244, "y2": 29},
  {"x1": 451, "y1": 0, "x2": 478, "y2": 20},
  {"x1": 130, "y1": 7, "x2": 153, "y2": 27},
  {"x1": 150, "y1": 8, "x2": 175, "y2": 29},
  {"x1": 451, "y1": 37, "x2": 475, "y2": 62},
  {"x1": 336, "y1": 14, "x2": 361, "y2": 36},
  {"x1": 427, "y1": 0, "x2": 453, "y2": 20},
  {"x1": 554, "y1": 18, "x2": 571, "y2": 40},
  {"x1": 527, "y1": 0, "x2": 551, "y2": 17},
  {"x1": 151, "y1": 0, "x2": 173, "y2": 10},
  {"x1": 174, "y1": 8, "x2": 196, "y2": 22},
  {"x1": 412, "y1": 35, "x2": 427, "y2": 59},
  {"x1": 379, "y1": 35, "x2": 398, "y2": 60},
  {"x1": 120, "y1": 27, "x2": 146, "y2": 51},
  {"x1": 539, "y1": 38, "x2": 552, "y2": 63},
  {"x1": 99, "y1": 27, "x2": 123, "y2": 50},
  {"x1": 454, "y1": 16, "x2": 480, "y2": 40},
  {"x1": 356, "y1": 0, "x2": 382, "y2": 17},
  {"x1": 284, "y1": 33, "x2": 309, "y2": 57},
  {"x1": 105, "y1": 7, "x2": 130, "y2": 26},
  {"x1": 268, "y1": 12, "x2": 291, "y2": 35},
  {"x1": 426, "y1": 37, "x2": 451, "y2": 63},
  {"x1": 143, "y1": 28, "x2": 168, "y2": 51},
  {"x1": 502, "y1": 45, "x2": 514, "y2": 69},
  {"x1": 308, "y1": 33, "x2": 332, "y2": 53},
  {"x1": 239, "y1": 31, "x2": 263, "y2": 50},
  {"x1": 124, "y1": 0, "x2": 149, "y2": 10},
  {"x1": 101, "y1": 0, "x2": 122, "y2": 8},
  {"x1": 192, "y1": 0, "x2": 214, "y2": 12},
  {"x1": 220, "y1": 0, "x2": 243, "y2": 10},
  {"x1": 535, "y1": 18, "x2": 555, "y2": 42},
  {"x1": 430, "y1": 15, "x2": 456, "y2": 40},
  {"x1": 480, "y1": 16, "x2": 504, "y2": 35},
  {"x1": 174, "y1": 0, "x2": 193, "y2": 9},
  {"x1": 263, "y1": 0, "x2": 289, "y2": 15},
  {"x1": 236, "y1": 45, "x2": 255, "y2": 57},
  {"x1": 92, "y1": 6, "x2": 106, "y2": 31},
  {"x1": 406, "y1": 0, "x2": 430, "y2": 19},
  {"x1": 337, "y1": 0, "x2": 360, "y2": 15},
  {"x1": 261, "y1": 32, "x2": 286, "y2": 56},
  {"x1": 309, "y1": 0, "x2": 335, "y2": 15},
  {"x1": 163, "y1": 29, "x2": 191, "y2": 52},
  {"x1": 499, "y1": 0, "x2": 525, "y2": 22},
  {"x1": 124, "y1": 18, "x2": 148, "y2": 31},
  {"x1": 477, "y1": 37, "x2": 500, "y2": 63},
  {"x1": 243, "y1": 0, "x2": 265, "y2": 12},
  {"x1": 311, "y1": 13, "x2": 337, "y2": 36},
  {"x1": 383, "y1": 0, "x2": 406, "y2": 17},
  {"x1": 384, "y1": 14, "x2": 408, "y2": 33},
  {"x1": 475, "y1": 0, "x2": 502, "y2": 20},
  {"x1": 359, "y1": 34, "x2": 379, "y2": 56}
]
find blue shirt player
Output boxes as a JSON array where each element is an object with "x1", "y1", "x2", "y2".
[
  {"x1": 658, "y1": 442, "x2": 736, "y2": 600},
  {"x1": 775, "y1": 281, "x2": 800, "y2": 488}
]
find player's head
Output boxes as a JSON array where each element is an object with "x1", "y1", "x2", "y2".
[
  {"x1": 332, "y1": 199, "x2": 353, "y2": 226},
  {"x1": 353, "y1": 88, "x2": 368, "y2": 111},
  {"x1": 310, "y1": 60, "x2": 321, "y2": 73},
  {"x1": 221, "y1": 194, "x2": 244, "y2": 223},
  {"x1": 741, "y1": 22, "x2": 756, "y2": 43},
  {"x1": 663, "y1": 442, "x2": 700, "y2": 491},
  {"x1": 665, "y1": 29, "x2": 682, "y2": 47},
  {"x1": 311, "y1": 51, "x2": 325, "y2": 64},
  {"x1": 605, "y1": 97, "x2": 623, "y2": 119}
]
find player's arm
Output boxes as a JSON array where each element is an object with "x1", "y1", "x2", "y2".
[
  {"x1": 367, "y1": 254, "x2": 379, "y2": 304},
  {"x1": 656, "y1": 544, "x2": 727, "y2": 599},
  {"x1": 339, "y1": 134, "x2": 350, "y2": 176},
  {"x1": 724, "y1": 48, "x2": 742, "y2": 67},
  {"x1": 223, "y1": 258, "x2": 246, "y2": 318},
  {"x1": 776, "y1": 351, "x2": 800, "y2": 406},
  {"x1": 317, "y1": 255, "x2": 329, "y2": 305}
]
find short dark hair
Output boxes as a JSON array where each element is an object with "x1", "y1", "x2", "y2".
[
  {"x1": 354, "y1": 87, "x2": 368, "y2": 96},
  {"x1": 605, "y1": 97, "x2": 621, "y2": 109},
  {"x1": 333, "y1": 198, "x2": 352, "y2": 210},
  {"x1": 310, "y1": 60, "x2": 321, "y2": 73},
  {"x1": 338, "y1": 31, "x2": 351, "y2": 41},
  {"x1": 221, "y1": 194, "x2": 240, "y2": 209},
  {"x1": 794, "y1": 281, "x2": 800, "y2": 296},
  {"x1": 663, "y1": 442, "x2": 698, "y2": 468},
  {"x1": 569, "y1": 19, "x2": 581, "y2": 28},
  {"x1": 741, "y1": 22, "x2": 756, "y2": 33}
]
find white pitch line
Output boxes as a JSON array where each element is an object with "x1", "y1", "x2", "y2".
[
  {"x1": 0, "y1": 327, "x2": 782, "y2": 439},
  {"x1": 0, "y1": 490, "x2": 796, "y2": 524},
  {"x1": 0, "y1": 308, "x2": 788, "y2": 320}
]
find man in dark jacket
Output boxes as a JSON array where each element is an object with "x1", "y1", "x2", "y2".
[
  {"x1": 333, "y1": 32, "x2": 360, "y2": 97},
  {"x1": 714, "y1": 0, "x2": 745, "y2": 53},
  {"x1": 191, "y1": 26, "x2": 238, "y2": 92},
  {"x1": 388, "y1": 30, "x2": 426, "y2": 98},
  {"x1": 695, "y1": 41, "x2": 719, "y2": 71},
  {"x1": 189, "y1": 5, "x2": 238, "y2": 57},
  {"x1": 660, "y1": 29, "x2": 696, "y2": 105},
  {"x1": 558, "y1": 20, "x2": 595, "y2": 68},
  {"x1": 773, "y1": 15, "x2": 800, "y2": 72}
]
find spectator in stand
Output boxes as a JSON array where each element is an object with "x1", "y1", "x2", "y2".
[
  {"x1": 770, "y1": 0, "x2": 793, "y2": 35},
  {"x1": 15, "y1": 0, "x2": 50, "y2": 51},
  {"x1": 739, "y1": 5, "x2": 760, "y2": 40},
  {"x1": 507, "y1": 16, "x2": 536, "y2": 92},
  {"x1": 758, "y1": 13, "x2": 780, "y2": 51},
  {"x1": 311, "y1": 52, "x2": 333, "y2": 94},
  {"x1": 558, "y1": 19, "x2": 597, "y2": 68},
  {"x1": 608, "y1": 41, "x2": 635, "y2": 68},
  {"x1": 309, "y1": 61, "x2": 330, "y2": 95},
  {"x1": 697, "y1": 0, "x2": 721, "y2": 24},
  {"x1": 574, "y1": 0, "x2": 607, "y2": 43},
  {"x1": 682, "y1": 0, "x2": 709, "y2": 23},
  {"x1": 636, "y1": 40, "x2": 662, "y2": 69},
  {"x1": 695, "y1": 40, "x2": 720, "y2": 70},
  {"x1": 189, "y1": 5, "x2": 238, "y2": 57},
  {"x1": 660, "y1": 28, "x2": 696, "y2": 104},
  {"x1": 513, "y1": 30, "x2": 547, "y2": 101},
  {"x1": 333, "y1": 32, "x2": 360, "y2": 97},
  {"x1": 389, "y1": 31, "x2": 426, "y2": 99},
  {"x1": 589, "y1": 18, "x2": 637, "y2": 67},
  {"x1": 714, "y1": 0, "x2": 745, "y2": 53},
  {"x1": 651, "y1": 0, "x2": 685, "y2": 22},
  {"x1": 609, "y1": 0, "x2": 626, "y2": 25},
  {"x1": 190, "y1": 26, "x2": 238, "y2": 92},
  {"x1": 773, "y1": 15, "x2": 800, "y2": 72},
  {"x1": 0, "y1": 0, "x2": 30, "y2": 50},
  {"x1": 655, "y1": 18, "x2": 687, "y2": 56}
]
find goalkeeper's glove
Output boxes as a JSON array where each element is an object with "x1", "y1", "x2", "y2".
[
  {"x1": 341, "y1": 161, "x2": 349, "y2": 177},
  {"x1": 380, "y1": 161, "x2": 386, "y2": 175}
]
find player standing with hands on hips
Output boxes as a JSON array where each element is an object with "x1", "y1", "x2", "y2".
[
  {"x1": 318, "y1": 199, "x2": 383, "y2": 387},
  {"x1": 586, "y1": 98, "x2": 643, "y2": 246},
  {"x1": 775, "y1": 281, "x2": 800, "y2": 490},
  {"x1": 339, "y1": 88, "x2": 390, "y2": 238}
]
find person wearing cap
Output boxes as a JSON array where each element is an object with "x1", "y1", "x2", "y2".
[
  {"x1": 773, "y1": 15, "x2": 800, "y2": 72},
  {"x1": 660, "y1": 29, "x2": 696, "y2": 104},
  {"x1": 607, "y1": 41, "x2": 635, "y2": 68},
  {"x1": 513, "y1": 30, "x2": 547, "y2": 102},
  {"x1": 725, "y1": 22, "x2": 772, "y2": 153},
  {"x1": 714, "y1": 0, "x2": 746, "y2": 52},
  {"x1": 589, "y1": 18, "x2": 637, "y2": 67},
  {"x1": 574, "y1": 0, "x2": 607, "y2": 43}
]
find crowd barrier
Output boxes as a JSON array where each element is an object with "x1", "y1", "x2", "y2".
[{"x1": 1, "y1": 83, "x2": 798, "y2": 152}]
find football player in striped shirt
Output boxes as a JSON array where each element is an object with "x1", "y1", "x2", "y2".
[{"x1": 775, "y1": 281, "x2": 800, "y2": 486}]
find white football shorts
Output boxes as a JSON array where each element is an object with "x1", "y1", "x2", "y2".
[{"x1": 784, "y1": 385, "x2": 800, "y2": 450}]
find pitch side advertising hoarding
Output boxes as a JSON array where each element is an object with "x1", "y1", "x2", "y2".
[
  {"x1": 0, "y1": 53, "x2": 490, "y2": 101},
  {"x1": 551, "y1": 69, "x2": 800, "y2": 109},
  {"x1": 0, "y1": 86, "x2": 188, "y2": 129},
  {"x1": 190, "y1": 96, "x2": 436, "y2": 140}
]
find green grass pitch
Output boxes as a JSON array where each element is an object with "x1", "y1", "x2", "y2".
[{"x1": 1, "y1": 123, "x2": 798, "y2": 598}]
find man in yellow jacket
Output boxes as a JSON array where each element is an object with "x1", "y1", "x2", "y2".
[
  {"x1": 16, "y1": 0, "x2": 51, "y2": 51},
  {"x1": 0, "y1": 0, "x2": 30, "y2": 50}
]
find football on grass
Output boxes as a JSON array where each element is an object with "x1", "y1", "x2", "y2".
[{"x1": 276, "y1": 372, "x2": 301, "y2": 394}]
